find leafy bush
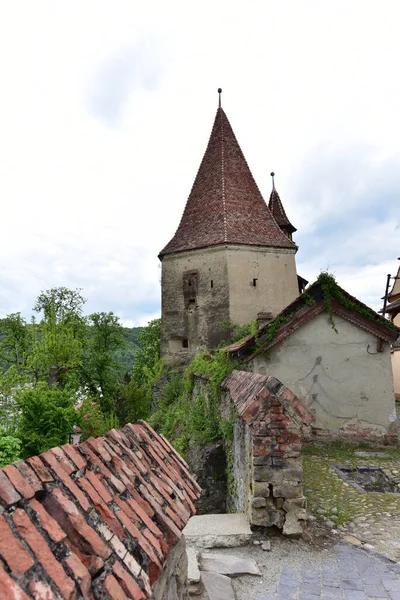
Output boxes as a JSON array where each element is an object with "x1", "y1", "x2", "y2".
[
  {"x1": 0, "y1": 431, "x2": 21, "y2": 467},
  {"x1": 16, "y1": 385, "x2": 77, "y2": 458}
]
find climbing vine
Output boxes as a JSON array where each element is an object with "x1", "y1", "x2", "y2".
[
  {"x1": 150, "y1": 349, "x2": 238, "y2": 455},
  {"x1": 317, "y1": 272, "x2": 395, "y2": 332}
]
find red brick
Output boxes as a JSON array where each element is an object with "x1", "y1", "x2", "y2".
[
  {"x1": 0, "y1": 564, "x2": 30, "y2": 600},
  {"x1": 3, "y1": 464, "x2": 35, "y2": 499},
  {"x1": 278, "y1": 386, "x2": 296, "y2": 404},
  {"x1": 114, "y1": 508, "x2": 162, "y2": 583},
  {"x1": 133, "y1": 424, "x2": 199, "y2": 504},
  {"x1": 27, "y1": 456, "x2": 53, "y2": 482},
  {"x1": 104, "y1": 574, "x2": 129, "y2": 600},
  {"x1": 48, "y1": 447, "x2": 76, "y2": 474},
  {"x1": 128, "y1": 486, "x2": 155, "y2": 518},
  {"x1": 80, "y1": 444, "x2": 125, "y2": 494},
  {"x1": 45, "y1": 488, "x2": 111, "y2": 560},
  {"x1": 165, "y1": 505, "x2": 185, "y2": 529},
  {"x1": 78, "y1": 476, "x2": 125, "y2": 539},
  {"x1": 114, "y1": 497, "x2": 165, "y2": 561},
  {"x1": 104, "y1": 434, "x2": 123, "y2": 456},
  {"x1": 28, "y1": 579, "x2": 58, "y2": 599},
  {"x1": 65, "y1": 553, "x2": 93, "y2": 599},
  {"x1": 0, "y1": 470, "x2": 21, "y2": 506},
  {"x1": 138, "y1": 484, "x2": 181, "y2": 546},
  {"x1": 12, "y1": 508, "x2": 76, "y2": 599},
  {"x1": 85, "y1": 469, "x2": 113, "y2": 504},
  {"x1": 14, "y1": 460, "x2": 43, "y2": 493},
  {"x1": 113, "y1": 561, "x2": 146, "y2": 599},
  {"x1": 41, "y1": 451, "x2": 91, "y2": 512},
  {"x1": 29, "y1": 499, "x2": 66, "y2": 543},
  {"x1": 0, "y1": 513, "x2": 34, "y2": 575},
  {"x1": 126, "y1": 496, "x2": 162, "y2": 540},
  {"x1": 62, "y1": 444, "x2": 87, "y2": 470},
  {"x1": 86, "y1": 438, "x2": 112, "y2": 463},
  {"x1": 291, "y1": 400, "x2": 315, "y2": 425}
]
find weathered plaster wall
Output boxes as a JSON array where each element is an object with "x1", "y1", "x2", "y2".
[
  {"x1": 161, "y1": 244, "x2": 299, "y2": 364},
  {"x1": 226, "y1": 245, "x2": 299, "y2": 325},
  {"x1": 392, "y1": 349, "x2": 400, "y2": 400},
  {"x1": 251, "y1": 313, "x2": 397, "y2": 440},
  {"x1": 160, "y1": 246, "x2": 230, "y2": 362}
]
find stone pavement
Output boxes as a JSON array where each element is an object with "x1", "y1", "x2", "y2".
[
  {"x1": 303, "y1": 450, "x2": 400, "y2": 562},
  {"x1": 254, "y1": 543, "x2": 400, "y2": 600}
]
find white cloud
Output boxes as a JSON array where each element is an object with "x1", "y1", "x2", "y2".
[{"x1": 0, "y1": 0, "x2": 399, "y2": 326}]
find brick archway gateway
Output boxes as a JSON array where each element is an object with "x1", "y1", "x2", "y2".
[{"x1": 222, "y1": 370, "x2": 315, "y2": 536}]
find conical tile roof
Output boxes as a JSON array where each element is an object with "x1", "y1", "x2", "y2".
[
  {"x1": 268, "y1": 186, "x2": 297, "y2": 237},
  {"x1": 159, "y1": 108, "x2": 296, "y2": 257}
]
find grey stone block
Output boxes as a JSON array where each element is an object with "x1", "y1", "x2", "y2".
[
  {"x1": 273, "y1": 483, "x2": 303, "y2": 499},
  {"x1": 252, "y1": 496, "x2": 268, "y2": 508},
  {"x1": 201, "y1": 572, "x2": 235, "y2": 600},
  {"x1": 253, "y1": 481, "x2": 271, "y2": 497},
  {"x1": 200, "y1": 553, "x2": 261, "y2": 577}
]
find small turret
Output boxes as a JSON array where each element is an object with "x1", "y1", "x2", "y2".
[{"x1": 268, "y1": 172, "x2": 297, "y2": 241}]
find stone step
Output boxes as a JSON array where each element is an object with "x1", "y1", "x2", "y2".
[
  {"x1": 184, "y1": 513, "x2": 252, "y2": 548},
  {"x1": 187, "y1": 546, "x2": 203, "y2": 596},
  {"x1": 200, "y1": 552, "x2": 261, "y2": 577},
  {"x1": 201, "y1": 572, "x2": 235, "y2": 600}
]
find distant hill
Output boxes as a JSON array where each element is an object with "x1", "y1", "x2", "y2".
[
  {"x1": 112, "y1": 326, "x2": 143, "y2": 373},
  {"x1": 0, "y1": 324, "x2": 143, "y2": 375}
]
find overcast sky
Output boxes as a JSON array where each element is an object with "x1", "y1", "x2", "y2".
[{"x1": 0, "y1": 1, "x2": 399, "y2": 326}]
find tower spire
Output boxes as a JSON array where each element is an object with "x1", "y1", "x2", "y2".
[
  {"x1": 268, "y1": 173, "x2": 297, "y2": 241},
  {"x1": 218, "y1": 88, "x2": 222, "y2": 108}
]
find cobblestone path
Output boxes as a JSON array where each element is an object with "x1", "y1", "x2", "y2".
[
  {"x1": 303, "y1": 451, "x2": 400, "y2": 562},
  {"x1": 254, "y1": 543, "x2": 400, "y2": 600}
]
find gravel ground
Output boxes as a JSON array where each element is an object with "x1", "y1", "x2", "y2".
[{"x1": 193, "y1": 532, "x2": 400, "y2": 599}]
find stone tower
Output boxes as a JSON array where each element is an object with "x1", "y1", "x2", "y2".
[{"x1": 159, "y1": 94, "x2": 299, "y2": 363}]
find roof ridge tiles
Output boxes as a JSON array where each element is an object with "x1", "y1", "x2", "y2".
[
  {"x1": 0, "y1": 421, "x2": 201, "y2": 599},
  {"x1": 159, "y1": 107, "x2": 296, "y2": 257}
]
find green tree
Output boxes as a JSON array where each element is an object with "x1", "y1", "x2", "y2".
[
  {"x1": 16, "y1": 385, "x2": 77, "y2": 458},
  {"x1": 132, "y1": 318, "x2": 161, "y2": 387},
  {"x1": 83, "y1": 312, "x2": 125, "y2": 413},
  {"x1": 29, "y1": 288, "x2": 87, "y2": 388},
  {"x1": 131, "y1": 318, "x2": 162, "y2": 418},
  {"x1": 0, "y1": 313, "x2": 30, "y2": 373}
]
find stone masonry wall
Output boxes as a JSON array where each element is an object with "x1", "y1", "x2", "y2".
[
  {"x1": 0, "y1": 420, "x2": 201, "y2": 599},
  {"x1": 222, "y1": 370, "x2": 315, "y2": 536}
]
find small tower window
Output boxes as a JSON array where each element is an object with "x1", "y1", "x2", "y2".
[
  {"x1": 210, "y1": 280, "x2": 214, "y2": 288},
  {"x1": 182, "y1": 339, "x2": 189, "y2": 349},
  {"x1": 253, "y1": 278, "x2": 258, "y2": 287}
]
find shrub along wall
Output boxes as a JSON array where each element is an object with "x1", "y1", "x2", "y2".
[{"x1": 0, "y1": 421, "x2": 201, "y2": 599}]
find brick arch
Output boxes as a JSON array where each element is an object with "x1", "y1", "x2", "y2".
[{"x1": 222, "y1": 370, "x2": 315, "y2": 536}]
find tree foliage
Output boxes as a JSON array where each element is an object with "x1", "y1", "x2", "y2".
[
  {"x1": 16, "y1": 385, "x2": 77, "y2": 459},
  {"x1": 0, "y1": 287, "x2": 140, "y2": 464}
]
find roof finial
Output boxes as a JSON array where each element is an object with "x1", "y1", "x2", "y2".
[
  {"x1": 218, "y1": 88, "x2": 222, "y2": 108},
  {"x1": 270, "y1": 171, "x2": 275, "y2": 190}
]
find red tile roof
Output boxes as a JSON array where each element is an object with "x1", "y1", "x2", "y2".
[
  {"x1": 159, "y1": 108, "x2": 297, "y2": 257},
  {"x1": 268, "y1": 187, "x2": 296, "y2": 236},
  {"x1": 0, "y1": 421, "x2": 201, "y2": 599}
]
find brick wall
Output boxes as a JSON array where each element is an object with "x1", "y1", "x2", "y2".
[
  {"x1": 222, "y1": 370, "x2": 314, "y2": 536},
  {"x1": 0, "y1": 420, "x2": 201, "y2": 599}
]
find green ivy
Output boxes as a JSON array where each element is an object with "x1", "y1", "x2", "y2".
[
  {"x1": 150, "y1": 349, "x2": 238, "y2": 455},
  {"x1": 317, "y1": 272, "x2": 395, "y2": 332}
]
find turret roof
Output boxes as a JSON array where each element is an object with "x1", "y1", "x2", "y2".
[
  {"x1": 268, "y1": 184, "x2": 297, "y2": 235},
  {"x1": 159, "y1": 107, "x2": 296, "y2": 257}
]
